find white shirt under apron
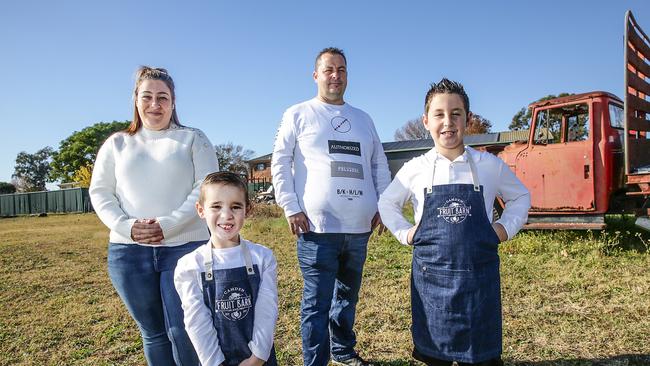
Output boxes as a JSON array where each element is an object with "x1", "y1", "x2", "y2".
[
  {"x1": 174, "y1": 239, "x2": 278, "y2": 366},
  {"x1": 378, "y1": 146, "x2": 531, "y2": 245}
]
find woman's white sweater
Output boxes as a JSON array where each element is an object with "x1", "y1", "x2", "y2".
[{"x1": 90, "y1": 125, "x2": 219, "y2": 246}]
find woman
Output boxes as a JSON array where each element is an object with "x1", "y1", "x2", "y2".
[{"x1": 90, "y1": 66, "x2": 218, "y2": 365}]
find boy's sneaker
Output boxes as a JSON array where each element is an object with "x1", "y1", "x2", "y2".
[{"x1": 332, "y1": 356, "x2": 373, "y2": 366}]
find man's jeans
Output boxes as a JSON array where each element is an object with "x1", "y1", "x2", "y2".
[
  {"x1": 297, "y1": 231, "x2": 371, "y2": 366},
  {"x1": 108, "y1": 241, "x2": 203, "y2": 366}
]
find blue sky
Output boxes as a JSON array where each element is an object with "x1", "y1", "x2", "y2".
[{"x1": 2, "y1": 1, "x2": 650, "y2": 186}]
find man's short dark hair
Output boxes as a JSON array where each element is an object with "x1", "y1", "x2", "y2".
[
  {"x1": 315, "y1": 47, "x2": 347, "y2": 70},
  {"x1": 424, "y1": 78, "x2": 470, "y2": 115}
]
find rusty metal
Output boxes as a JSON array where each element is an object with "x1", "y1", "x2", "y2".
[{"x1": 524, "y1": 215, "x2": 606, "y2": 230}]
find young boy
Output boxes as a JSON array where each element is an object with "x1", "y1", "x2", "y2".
[
  {"x1": 174, "y1": 172, "x2": 278, "y2": 366},
  {"x1": 378, "y1": 78, "x2": 531, "y2": 366}
]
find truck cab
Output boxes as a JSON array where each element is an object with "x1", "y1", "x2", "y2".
[{"x1": 497, "y1": 92, "x2": 626, "y2": 229}]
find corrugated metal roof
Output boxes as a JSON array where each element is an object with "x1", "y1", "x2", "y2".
[
  {"x1": 498, "y1": 130, "x2": 529, "y2": 143},
  {"x1": 247, "y1": 130, "x2": 533, "y2": 161}
]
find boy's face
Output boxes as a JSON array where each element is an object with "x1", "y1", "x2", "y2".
[
  {"x1": 423, "y1": 93, "x2": 471, "y2": 160},
  {"x1": 196, "y1": 184, "x2": 248, "y2": 248}
]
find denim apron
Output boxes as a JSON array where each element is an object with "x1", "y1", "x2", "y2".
[
  {"x1": 411, "y1": 152, "x2": 502, "y2": 363},
  {"x1": 201, "y1": 240, "x2": 278, "y2": 366}
]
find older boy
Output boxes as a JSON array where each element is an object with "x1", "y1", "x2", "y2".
[{"x1": 378, "y1": 78, "x2": 530, "y2": 365}]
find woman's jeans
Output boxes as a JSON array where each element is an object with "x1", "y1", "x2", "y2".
[{"x1": 108, "y1": 241, "x2": 203, "y2": 366}]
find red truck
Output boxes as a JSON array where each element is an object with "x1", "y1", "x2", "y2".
[{"x1": 492, "y1": 11, "x2": 650, "y2": 231}]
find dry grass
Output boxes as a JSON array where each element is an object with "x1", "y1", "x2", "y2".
[{"x1": 0, "y1": 212, "x2": 649, "y2": 365}]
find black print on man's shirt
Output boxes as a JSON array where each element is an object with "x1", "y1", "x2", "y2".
[
  {"x1": 328, "y1": 140, "x2": 361, "y2": 156},
  {"x1": 330, "y1": 116, "x2": 351, "y2": 133}
]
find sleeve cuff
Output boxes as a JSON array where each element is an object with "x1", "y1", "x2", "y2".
[
  {"x1": 114, "y1": 218, "x2": 137, "y2": 240},
  {"x1": 248, "y1": 341, "x2": 271, "y2": 362},
  {"x1": 495, "y1": 220, "x2": 513, "y2": 241}
]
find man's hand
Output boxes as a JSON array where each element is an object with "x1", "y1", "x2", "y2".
[
  {"x1": 492, "y1": 222, "x2": 508, "y2": 243},
  {"x1": 371, "y1": 212, "x2": 386, "y2": 235},
  {"x1": 238, "y1": 355, "x2": 265, "y2": 366},
  {"x1": 131, "y1": 219, "x2": 164, "y2": 244},
  {"x1": 406, "y1": 225, "x2": 418, "y2": 245},
  {"x1": 287, "y1": 212, "x2": 310, "y2": 236}
]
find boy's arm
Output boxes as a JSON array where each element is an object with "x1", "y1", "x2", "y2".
[
  {"x1": 174, "y1": 258, "x2": 226, "y2": 366},
  {"x1": 378, "y1": 166, "x2": 416, "y2": 245},
  {"x1": 495, "y1": 161, "x2": 531, "y2": 240},
  {"x1": 248, "y1": 250, "x2": 279, "y2": 361}
]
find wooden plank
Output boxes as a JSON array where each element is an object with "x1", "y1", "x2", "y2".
[
  {"x1": 627, "y1": 72, "x2": 650, "y2": 97},
  {"x1": 627, "y1": 49, "x2": 650, "y2": 80},
  {"x1": 628, "y1": 25, "x2": 650, "y2": 60},
  {"x1": 628, "y1": 138, "x2": 650, "y2": 168},
  {"x1": 626, "y1": 116, "x2": 650, "y2": 131},
  {"x1": 627, "y1": 93, "x2": 650, "y2": 115}
]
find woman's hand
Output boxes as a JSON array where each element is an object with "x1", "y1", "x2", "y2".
[
  {"x1": 131, "y1": 219, "x2": 164, "y2": 244},
  {"x1": 238, "y1": 355, "x2": 265, "y2": 366}
]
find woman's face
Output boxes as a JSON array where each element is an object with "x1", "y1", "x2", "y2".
[{"x1": 136, "y1": 79, "x2": 173, "y2": 130}]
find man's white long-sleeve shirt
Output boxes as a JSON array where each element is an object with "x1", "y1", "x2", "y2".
[
  {"x1": 271, "y1": 98, "x2": 391, "y2": 233},
  {"x1": 174, "y1": 239, "x2": 278, "y2": 366},
  {"x1": 378, "y1": 147, "x2": 530, "y2": 245}
]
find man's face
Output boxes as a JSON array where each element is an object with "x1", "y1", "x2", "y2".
[
  {"x1": 313, "y1": 53, "x2": 347, "y2": 105},
  {"x1": 422, "y1": 93, "x2": 470, "y2": 159}
]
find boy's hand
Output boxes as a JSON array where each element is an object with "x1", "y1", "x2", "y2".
[
  {"x1": 131, "y1": 219, "x2": 164, "y2": 244},
  {"x1": 492, "y1": 222, "x2": 508, "y2": 243},
  {"x1": 407, "y1": 225, "x2": 418, "y2": 245},
  {"x1": 287, "y1": 212, "x2": 310, "y2": 236},
  {"x1": 238, "y1": 355, "x2": 265, "y2": 366},
  {"x1": 371, "y1": 212, "x2": 386, "y2": 235}
]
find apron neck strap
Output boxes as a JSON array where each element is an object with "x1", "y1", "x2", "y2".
[
  {"x1": 429, "y1": 148, "x2": 481, "y2": 193},
  {"x1": 203, "y1": 238, "x2": 255, "y2": 282}
]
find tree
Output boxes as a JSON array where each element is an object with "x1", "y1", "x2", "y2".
[
  {"x1": 394, "y1": 117, "x2": 430, "y2": 141},
  {"x1": 466, "y1": 114, "x2": 493, "y2": 135},
  {"x1": 0, "y1": 182, "x2": 16, "y2": 194},
  {"x1": 50, "y1": 121, "x2": 130, "y2": 183},
  {"x1": 215, "y1": 142, "x2": 254, "y2": 176},
  {"x1": 12, "y1": 147, "x2": 53, "y2": 192},
  {"x1": 72, "y1": 164, "x2": 93, "y2": 188},
  {"x1": 509, "y1": 93, "x2": 573, "y2": 130}
]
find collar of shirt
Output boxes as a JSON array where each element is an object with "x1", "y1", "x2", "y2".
[{"x1": 424, "y1": 145, "x2": 483, "y2": 165}]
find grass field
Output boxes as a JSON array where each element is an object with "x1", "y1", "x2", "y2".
[{"x1": 0, "y1": 209, "x2": 649, "y2": 365}]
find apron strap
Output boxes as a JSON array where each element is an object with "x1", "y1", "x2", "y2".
[
  {"x1": 240, "y1": 240, "x2": 256, "y2": 276},
  {"x1": 428, "y1": 148, "x2": 481, "y2": 193},
  {"x1": 203, "y1": 238, "x2": 256, "y2": 281},
  {"x1": 203, "y1": 240, "x2": 214, "y2": 282}
]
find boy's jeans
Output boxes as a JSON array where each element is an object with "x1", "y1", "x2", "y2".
[
  {"x1": 107, "y1": 241, "x2": 203, "y2": 366},
  {"x1": 297, "y1": 231, "x2": 371, "y2": 366}
]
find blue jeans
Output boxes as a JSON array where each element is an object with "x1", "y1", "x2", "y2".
[
  {"x1": 108, "y1": 241, "x2": 203, "y2": 366},
  {"x1": 297, "y1": 232, "x2": 371, "y2": 366}
]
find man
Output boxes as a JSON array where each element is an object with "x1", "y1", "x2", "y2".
[{"x1": 271, "y1": 47, "x2": 391, "y2": 366}]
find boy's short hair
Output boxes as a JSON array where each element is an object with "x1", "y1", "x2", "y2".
[
  {"x1": 199, "y1": 171, "x2": 250, "y2": 208},
  {"x1": 315, "y1": 47, "x2": 347, "y2": 70},
  {"x1": 424, "y1": 78, "x2": 470, "y2": 115}
]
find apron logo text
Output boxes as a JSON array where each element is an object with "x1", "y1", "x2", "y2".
[
  {"x1": 216, "y1": 286, "x2": 252, "y2": 321},
  {"x1": 437, "y1": 198, "x2": 472, "y2": 224}
]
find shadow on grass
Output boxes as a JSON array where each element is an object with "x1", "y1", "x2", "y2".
[
  {"x1": 527, "y1": 214, "x2": 650, "y2": 254},
  {"x1": 508, "y1": 353, "x2": 650, "y2": 365},
  {"x1": 371, "y1": 354, "x2": 650, "y2": 366}
]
